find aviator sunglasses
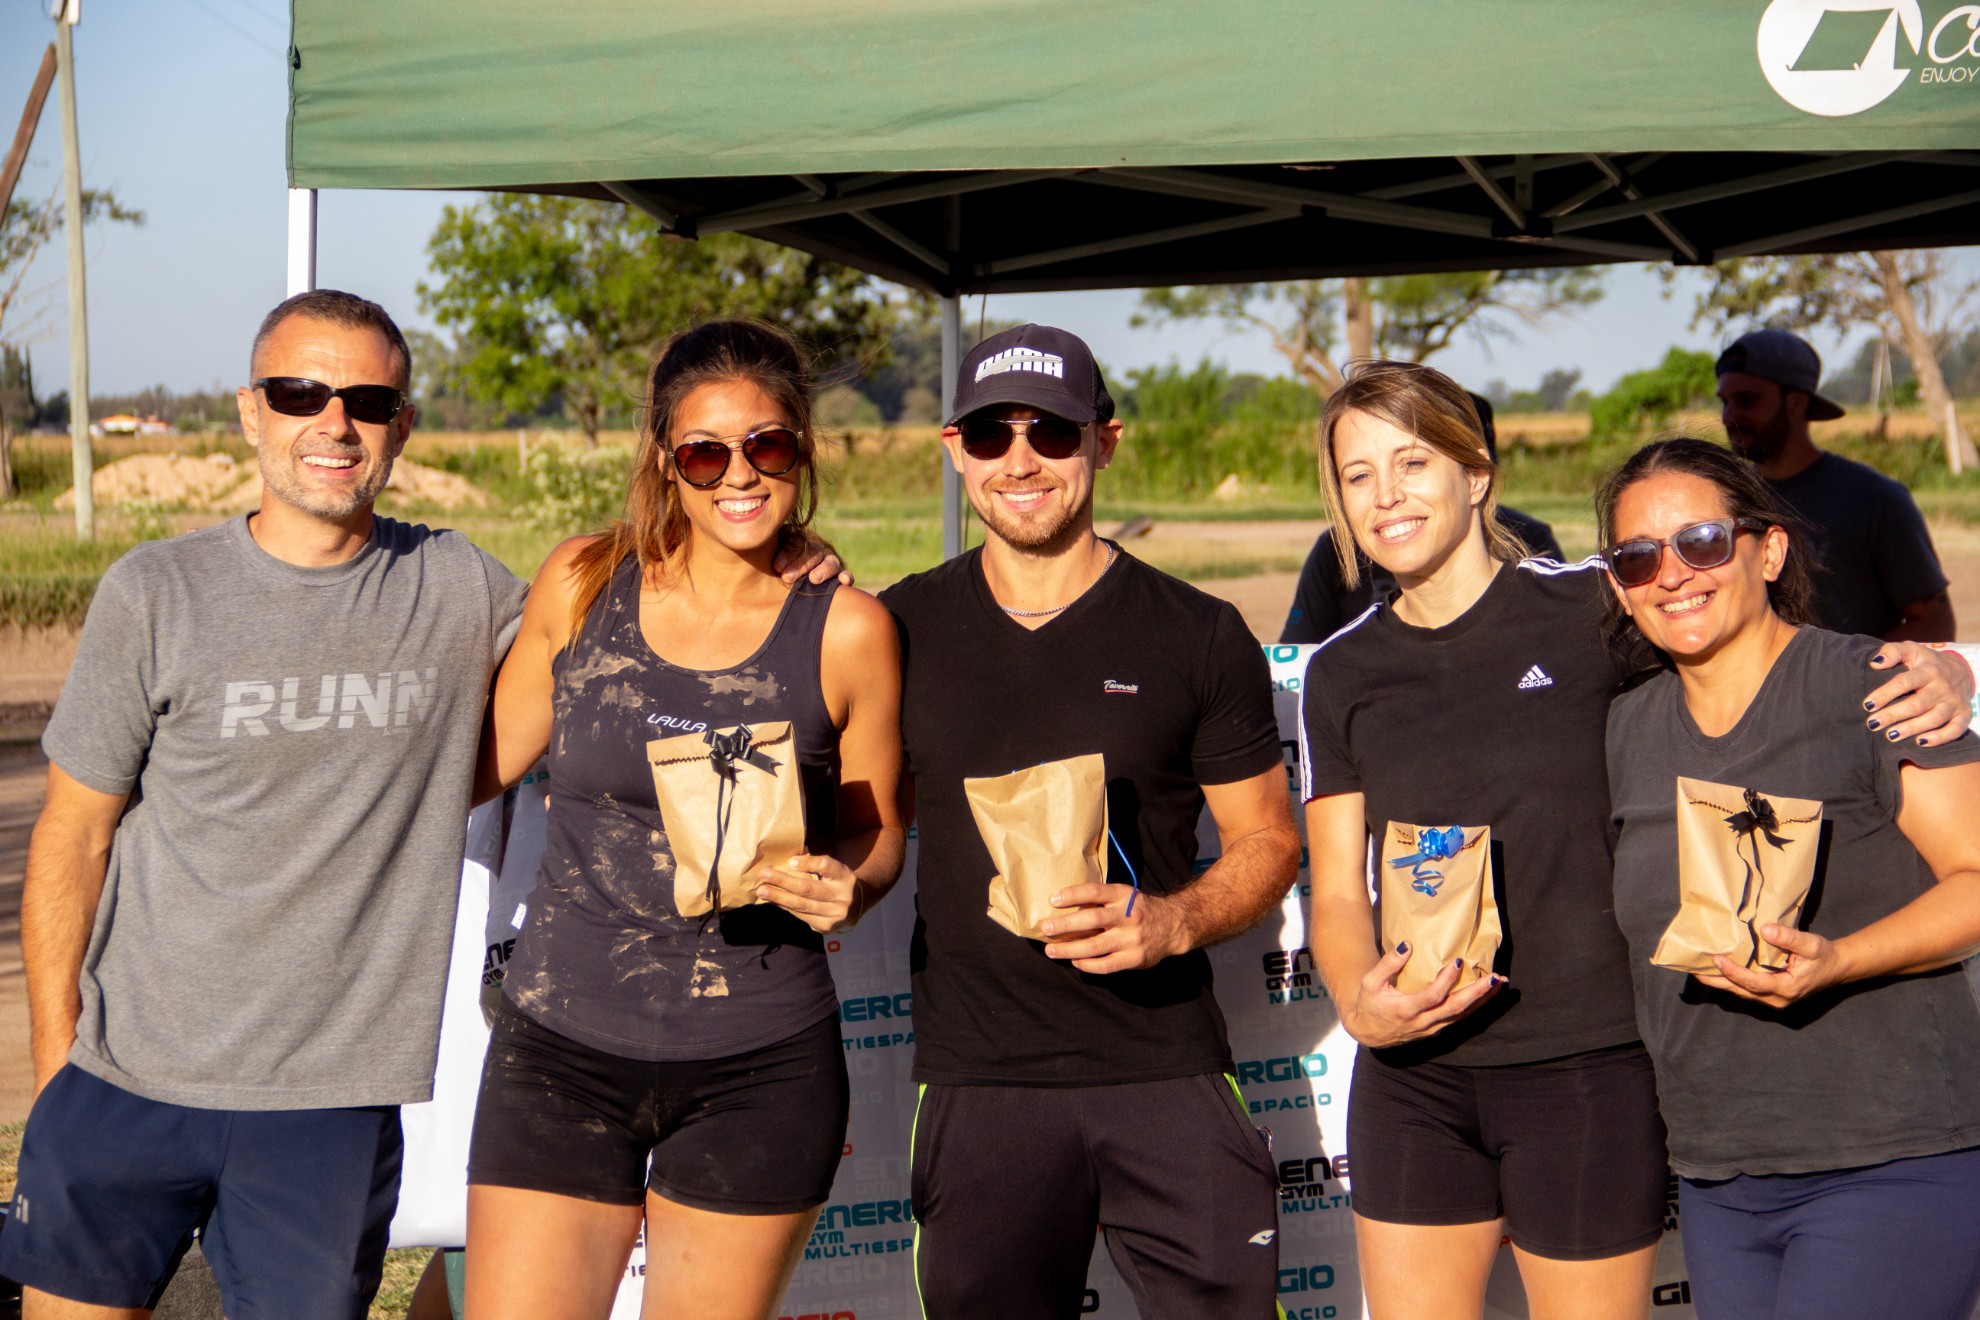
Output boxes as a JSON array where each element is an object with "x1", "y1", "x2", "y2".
[
  {"x1": 957, "y1": 414, "x2": 1086, "y2": 461},
  {"x1": 1604, "y1": 517, "x2": 1769, "y2": 588},
  {"x1": 254, "y1": 377, "x2": 407, "y2": 425},
  {"x1": 668, "y1": 427, "x2": 803, "y2": 489}
]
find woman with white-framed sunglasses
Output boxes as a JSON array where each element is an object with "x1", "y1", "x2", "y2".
[{"x1": 1600, "y1": 437, "x2": 1980, "y2": 1320}]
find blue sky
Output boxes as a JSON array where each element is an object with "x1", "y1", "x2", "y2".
[{"x1": 0, "y1": 0, "x2": 1947, "y2": 401}]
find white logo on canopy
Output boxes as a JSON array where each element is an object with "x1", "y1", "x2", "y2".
[{"x1": 1758, "y1": 0, "x2": 1923, "y2": 115}]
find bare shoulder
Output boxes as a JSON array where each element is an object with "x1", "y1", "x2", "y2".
[
  {"x1": 530, "y1": 535, "x2": 607, "y2": 600},
  {"x1": 822, "y1": 586, "x2": 899, "y2": 661}
]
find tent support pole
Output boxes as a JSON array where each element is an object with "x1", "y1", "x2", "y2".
[
  {"x1": 287, "y1": 188, "x2": 317, "y2": 296},
  {"x1": 940, "y1": 293, "x2": 964, "y2": 561}
]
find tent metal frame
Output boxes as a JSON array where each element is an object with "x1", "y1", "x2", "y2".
[{"x1": 287, "y1": 147, "x2": 1980, "y2": 556}]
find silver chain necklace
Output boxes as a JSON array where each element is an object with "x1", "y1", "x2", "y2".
[{"x1": 1000, "y1": 543, "x2": 1118, "y2": 618}]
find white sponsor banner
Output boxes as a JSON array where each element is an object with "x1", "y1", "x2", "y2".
[{"x1": 397, "y1": 643, "x2": 1980, "y2": 1317}]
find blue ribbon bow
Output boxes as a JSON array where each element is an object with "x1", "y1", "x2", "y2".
[{"x1": 1388, "y1": 825, "x2": 1466, "y2": 897}]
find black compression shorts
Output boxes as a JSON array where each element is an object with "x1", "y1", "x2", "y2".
[
  {"x1": 1347, "y1": 1041, "x2": 1669, "y2": 1260},
  {"x1": 911, "y1": 1074, "x2": 1281, "y2": 1319},
  {"x1": 468, "y1": 1003, "x2": 847, "y2": 1215}
]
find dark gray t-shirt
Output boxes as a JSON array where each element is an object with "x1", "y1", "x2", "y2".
[
  {"x1": 44, "y1": 516, "x2": 526, "y2": 1110},
  {"x1": 1768, "y1": 451, "x2": 1947, "y2": 638},
  {"x1": 1607, "y1": 628, "x2": 1980, "y2": 1179}
]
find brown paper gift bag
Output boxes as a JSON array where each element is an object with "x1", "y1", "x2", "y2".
[
  {"x1": 646, "y1": 721, "x2": 807, "y2": 918},
  {"x1": 1653, "y1": 776, "x2": 1823, "y2": 975},
  {"x1": 965, "y1": 753, "x2": 1109, "y2": 941},
  {"x1": 1379, "y1": 823, "x2": 1499, "y2": 994}
]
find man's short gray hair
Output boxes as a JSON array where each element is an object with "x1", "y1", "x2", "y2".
[{"x1": 250, "y1": 290, "x2": 411, "y2": 390}]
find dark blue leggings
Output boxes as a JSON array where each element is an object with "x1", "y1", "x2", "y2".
[{"x1": 1679, "y1": 1146, "x2": 1980, "y2": 1320}]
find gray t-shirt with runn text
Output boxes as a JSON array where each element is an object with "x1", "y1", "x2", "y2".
[{"x1": 44, "y1": 515, "x2": 526, "y2": 1110}]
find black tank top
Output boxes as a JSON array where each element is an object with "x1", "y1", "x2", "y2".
[{"x1": 504, "y1": 554, "x2": 841, "y2": 1060}]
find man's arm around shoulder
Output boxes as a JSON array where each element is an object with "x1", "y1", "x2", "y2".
[
  {"x1": 1038, "y1": 767, "x2": 1300, "y2": 974},
  {"x1": 23, "y1": 764, "x2": 127, "y2": 1100}
]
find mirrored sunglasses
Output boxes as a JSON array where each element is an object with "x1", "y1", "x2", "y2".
[{"x1": 1604, "y1": 517, "x2": 1769, "y2": 588}]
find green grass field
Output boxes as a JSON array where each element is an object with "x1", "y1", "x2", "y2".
[{"x1": 7, "y1": 420, "x2": 1980, "y2": 629}]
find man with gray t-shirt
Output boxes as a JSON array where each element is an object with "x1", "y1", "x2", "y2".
[{"x1": 1, "y1": 291, "x2": 527, "y2": 1318}]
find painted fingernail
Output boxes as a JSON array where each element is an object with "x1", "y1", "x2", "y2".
[
  {"x1": 1395, "y1": 942, "x2": 1410, "y2": 955},
  {"x1": 1865, "y1": 699, "x2": 1878, "y2": 711},
  {"x1": 1453, "y1": 958, "x2": 1464, "y2": 970},
  {"x1": 1867, "y1": 718, "x2": 1881, "y2": 730},
  {"x1": 1918, "y1": 736, "x2": 1933, "y2": 747},
  {"x1": 1888, "y1": 729, "x2": 1903, "y2": 741},
  {"x1": 1873, "y1": 656, "x2": 1889, "y2": 667}
]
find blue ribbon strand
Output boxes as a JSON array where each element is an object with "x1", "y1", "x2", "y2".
[{"x1": 1388, "y1": 825, "x2": 1465, "y2": 897}]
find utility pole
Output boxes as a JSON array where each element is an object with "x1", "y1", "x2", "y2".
[{"x1": 55, "y1": 0, "x2": 93, "y2": 538}]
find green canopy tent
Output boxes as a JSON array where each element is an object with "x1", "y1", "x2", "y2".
[{"x1": 287, "y1": 0, "x2": 1980, "y2": 555}]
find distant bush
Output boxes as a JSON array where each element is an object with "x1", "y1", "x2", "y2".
[
  {"x1": 519, "y1": 440, "x2": 633, "y2": 536},
  {"x1": 1112, "y1": 361, "x2": 1318, "y2": 496},
  {"x1": 1589, "y1": 349, "x2": 1717, "y2": 440}
]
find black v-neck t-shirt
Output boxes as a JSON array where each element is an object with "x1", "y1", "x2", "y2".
[
  {"x1": 882, "y1": 546, "x2": 1283, "y2": 1086},
  {"x1": 1299, "y1": 558, "x2": 1643, "y2": 1067}
]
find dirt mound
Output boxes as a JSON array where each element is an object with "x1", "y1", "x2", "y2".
[
  {"x1": 54, "y1": 453, "x2": 251, "y2": 510},
  {"x1": 63, "y1": 453, "x2": 493, "y2": 514}
]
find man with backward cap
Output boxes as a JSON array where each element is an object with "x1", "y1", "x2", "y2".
[
  {"x1": 1717, "y1": 327, "x2": 1955, "y2": 642},
  {"x1": 879, "y1": 324, "x2": 1302, "y2": 1317}
]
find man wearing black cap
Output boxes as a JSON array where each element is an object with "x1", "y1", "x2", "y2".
[
  {"x1": 1717, "y1": 327, "x2": 1954, "y2": 641},
  {"x1": 880, "y1": 324, "x2": 1301, "y2": 1317}
]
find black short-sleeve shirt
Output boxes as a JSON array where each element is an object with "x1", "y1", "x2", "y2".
[
  {"x1": 1768, "y1": 451, "x2": 1948, "y2": 638},
  {"x1": 1298, "y1": 558, "x2": 1642, "y2": 1067},
  {"x1": 1607, "y1": 628, "x2": 1980, "y2": 1179},
  {"x1": 882, "y1": 546, "x2": 1283, "y2": 1086}
]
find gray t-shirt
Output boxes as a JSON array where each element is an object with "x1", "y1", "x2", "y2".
[
  {"x1": 43, "y1": 515, "x2": 526, "y2": 1110},
  {"x1": 1769, "y1": 452, "x2": 1948, "y2": 638},
  {"x1": 1607, "y1": 628, "x2": 1980, "y2": 1179}
]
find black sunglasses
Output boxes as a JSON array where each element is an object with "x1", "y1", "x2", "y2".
[
  {"x1": 254, "y1": 377, "x2": 407, "y2": 426},
  {"x1": 1605, "y1": 517, "x2": 1770, "y2": 588},
  {"x1": 669, "y1": 428, "x2": 803, "y2": 489},
  {"x1": 957, "y1": 414, "x2": 1085, "y2": 461}
]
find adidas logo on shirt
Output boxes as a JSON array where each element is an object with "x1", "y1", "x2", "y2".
[{"x1": 1517, "y1": 665, "x2": 1554, "y2": 690}]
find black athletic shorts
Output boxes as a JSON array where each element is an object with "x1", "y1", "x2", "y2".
[
  {"x1": 911, "y1": 1074, "x2": 1281, "y2": 1320},
  {"x1": 468, "y1": 1003, "x2": 848, "y2": 1214},
  {"x1": 1347, "y1": 1041, "x2": 1668, "y2": 1260}
]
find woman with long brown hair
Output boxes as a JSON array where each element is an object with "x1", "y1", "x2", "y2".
[
  {"x1": 463, "y1": 319, "x2": 903, "y2": 1319},
  {"x1": 1296, "y1": 361, "x2": 1969, "y2": 1319}
]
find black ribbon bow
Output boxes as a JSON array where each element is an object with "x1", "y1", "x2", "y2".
[
  {"x1": 1721, "y1": 788, "x2": 1790, "y2": 969},
  {"x1": 1724, "y1": 788, "x2": 1792, "y2": 851},
  {"x1": 702, "y1": 726, "x2": 782, "y2": 915}
]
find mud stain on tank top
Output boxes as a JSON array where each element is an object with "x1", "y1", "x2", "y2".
[
  {"x1": 703, "y1": 667, "x2": 779, "y2": 706},
  {"x1": 564, "y1": 650, "x2": 644, "y2": 688},
  {"x1": 689, "y1": 953, "x2": 731, "y2": 997}
]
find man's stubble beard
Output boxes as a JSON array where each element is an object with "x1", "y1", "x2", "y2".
[
  {"x1": 1728, "y1": 406, "x2": 1791, "y2": 466},
  {"x1": 258, "y1": 440, "x2": 395, "y2": 520},
  {"x1": 972, "y1": 482, "x2": 1090, "y2": 556}
]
